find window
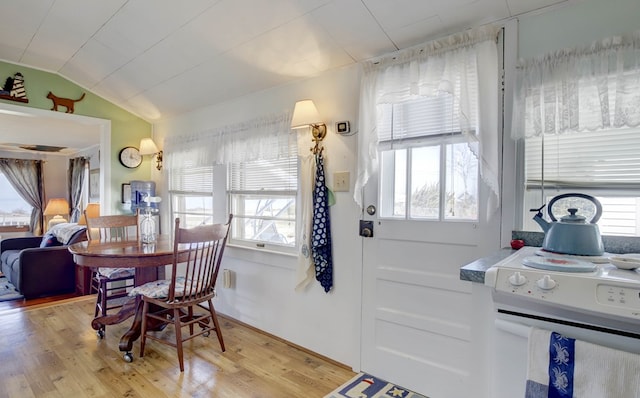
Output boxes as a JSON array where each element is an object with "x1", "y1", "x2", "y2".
[
  {"x1": 377, "y1": 95, "x2": 479, "y2": 221},
  {"x1": 514, "y1": 31, "x2": 640, "y2": 237},
  {"x1": 169, "y1": 164, "x2": 219, "y2": 228},
  {"x1": 523, "y1": 127, "x2": 640, "y2": 236},
  {"x1": 228, "y1": 151, "x2": 297, "y2": 253},
  {"x1": 0, "y1": 172, "x2": 31, "y2": 227},
  {"x1": 165, "y1": 111, "x2": 298, "y2": 254}
]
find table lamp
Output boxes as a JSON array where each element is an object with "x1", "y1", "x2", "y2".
[
  {"x1": 78, "y1": 202, "x2": 101, "y2": 240},
  {"x1": 43, "y1": 198, "x2": 70, "y2": 230},
  {"x1": 77, "y1": 203, "x2": 100, "y2": 225}
]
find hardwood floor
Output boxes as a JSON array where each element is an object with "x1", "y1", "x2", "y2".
[{"x1": 0, "y1": 296, "x2": 355, "y2": 397}]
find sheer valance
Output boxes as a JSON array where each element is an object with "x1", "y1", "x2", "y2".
[
  {"x1": 512, "y1": 30, "x2": 640, "y2": 139},
  {"x1": 354, "y1": 24, "x2": 501, "y2": 210},
  {"x1": 165, "y1": 111, "x2": 294, "y2": 170}
]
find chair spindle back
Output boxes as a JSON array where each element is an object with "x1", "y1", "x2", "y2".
[
  {"x1": 169, "y1": 215, "x2": 232, "y2": 302},
  {"x1": 84, "y1": 213, "x2": 139, "y2": 241}
]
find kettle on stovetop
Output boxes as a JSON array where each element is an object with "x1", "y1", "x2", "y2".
[{"x1": 531, "y1": 193, "x2": 604, "y2": 256}]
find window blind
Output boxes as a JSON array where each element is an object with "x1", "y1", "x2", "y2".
[
  {"x1": 525, "y1": 128, "x2": 640, "y2": 189},
  {"x1": 229, "y1": 145, "x2": 297, "y2": 192},
  {"x1": 169, "y1": 163, "x2": 215, "y2": 193},
  {"x1": 376, "y1": 91, "x2": 477, "y2": 150}
]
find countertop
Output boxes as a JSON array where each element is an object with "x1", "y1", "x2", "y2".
[
  {"x1": 459, "y1": 248, "x2": 515, "y2": 284},
  {"x1": 459, "y1": 231, "x2": 640, "y2": 285}
]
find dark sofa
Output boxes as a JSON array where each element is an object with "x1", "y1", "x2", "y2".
[{"x1": 0, "y1": 223, "x2": 87, "y2": 299}]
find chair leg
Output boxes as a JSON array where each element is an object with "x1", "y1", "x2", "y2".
[
  {"x1": 173, "y1": 308, "x2": 184, "y2": 372},
  {"x1": 100, "y1": 280, "x2": 108, "y2": 317},
  {"x1": 188, "y1": 306, "x2": 194, "y2": 336},
  {"x1": 139, "y1": 301, "x2": 149, "y2": 358},
  {"x1": 208, "y1": 299, "x2": 225, "y2": 352},
  {"x1": 94, "y1": 286, "x2": 101, "y2": 318}
]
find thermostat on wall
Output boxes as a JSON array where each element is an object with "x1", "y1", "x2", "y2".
[{"x1": 335, "y1": 121, "x2": 350, "y2": 135}]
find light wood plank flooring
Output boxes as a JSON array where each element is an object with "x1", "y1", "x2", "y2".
[{"x1": 0, "y1": 296, "x2": 354, "y2": 397}]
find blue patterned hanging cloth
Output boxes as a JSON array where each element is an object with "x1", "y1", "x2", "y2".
[{"x1": 312, "y1": 151, "x2": 333, "y2": 292}]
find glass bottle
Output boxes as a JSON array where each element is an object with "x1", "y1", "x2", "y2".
[{"x1": 140, "y1": 207, "x2": 156, "y2": 243}]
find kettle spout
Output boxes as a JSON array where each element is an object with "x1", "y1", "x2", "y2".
[{"x1": 530, "y1": 204, "x2": 550, "y2": 232}]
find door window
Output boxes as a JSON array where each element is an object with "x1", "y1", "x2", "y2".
[{"x1": 377, "y1": 96, "x2": 479, "y2": 221}]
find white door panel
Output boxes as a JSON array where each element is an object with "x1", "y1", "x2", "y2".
[{"x1": 361, "y1": 179, "x2": 500, "y2": 397}]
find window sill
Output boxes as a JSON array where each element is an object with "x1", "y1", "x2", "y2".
[{"x1": 225, "y1": 243, "x2": 297, "y2": 270}]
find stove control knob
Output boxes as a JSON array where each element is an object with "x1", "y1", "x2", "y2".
[
  {"x1": 537, "y1": 275, "x2": 557, "y2": 290},
  {"x1": 508, "y1": 272, "x2": 527, "y2": 286}
]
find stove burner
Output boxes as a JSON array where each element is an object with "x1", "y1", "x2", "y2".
[{"x1": 522, "y1": 255, "x2": 597, "y2": 272}]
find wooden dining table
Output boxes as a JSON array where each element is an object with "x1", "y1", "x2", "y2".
[{"x1": 69, "y1": 235, "x2": 185, "y2": 362}]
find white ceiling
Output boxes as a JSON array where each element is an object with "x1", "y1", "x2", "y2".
[
  {"x1": 0, "y1": 106, "x2": 101, "y2": 155},
  {"x1": 0, "y1": 0, "x2": 573, "y2": 125}
]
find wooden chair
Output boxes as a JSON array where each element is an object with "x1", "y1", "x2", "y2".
[
  {"x1": 133, "y1": 215, "x2": 232, "y2": 372},
  {"x1": 84, "y1": 212, "x2": 138, "y2": 338}
]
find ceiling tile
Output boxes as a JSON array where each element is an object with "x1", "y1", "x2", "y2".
[
  {"x1": 506, "y1": 0, "x2": 569, "y2": 16},
  {"x1": 363, "y1": 0, "x2": 439, "y2": 32},
  {"x1": 59, "y1": 39, "x2": 130, "y2": 88},
  {"x1": 309, "y1": 0, "x2": 398, "y2": 60},
  {"x1": 93, "y1": 0, "x2": 217, "y2": 61},
  {"x1": 230, "y1": 15, "x2": 353, "y2": 78},
  {"x1": 21, "y1": 0, "x2": 127, "y2": 71},
  {"x1": 0, "y1": 0, "x2": 54, "y2": 63}
]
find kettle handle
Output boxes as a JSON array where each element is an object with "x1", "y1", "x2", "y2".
[
  {"x1": 529, "y1": 204, "x2": 546, "y2": 218},
  {"x1": 547, "y1": 193, "x2": 602, "y2": 223}
]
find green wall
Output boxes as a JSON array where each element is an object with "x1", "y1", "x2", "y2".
[{"x1": 0, "y1": 61, "x2": 152, "y2": 212}]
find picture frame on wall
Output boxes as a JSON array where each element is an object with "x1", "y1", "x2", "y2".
[
  {"x1": 121, "y1": 183, "x2": 131, "y2": 204},
  {"x1": 89, "y1": 169, "x2": 100, "y2": 201}
]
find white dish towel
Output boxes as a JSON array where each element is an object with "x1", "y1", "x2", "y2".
[{"x1": 526, "y1": 327, "x2": 640, "y2": 398}]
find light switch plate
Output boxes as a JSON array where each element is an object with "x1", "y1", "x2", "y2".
[{"x1": 333, "y1": 171, "x2": 350, "y2": 192}]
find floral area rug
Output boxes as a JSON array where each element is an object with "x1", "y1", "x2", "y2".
[
  {"x1": 0, "y1": 276, "x2": 23, "y2": 301},
  {"x1": 325, "y1": 373, "x2": 428, "y2": 398}
]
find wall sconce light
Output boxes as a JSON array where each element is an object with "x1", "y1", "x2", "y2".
[
  {"x1": 291, "y1": 99, "x2": 326, "y2": 154},
  {"x1": 43, "y1": 198, "x2": 70, "y2": 230},
  {"x1": 139, "y1": 138, "x2": 163, "y2": 170}
]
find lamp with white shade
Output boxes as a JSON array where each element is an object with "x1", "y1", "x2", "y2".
[
  {"x1": 139, "y1": 138, "x2": 163, "y2": 170},
  {"x1": 291, "y1": 99, "x2": 326, "y2": 154},
  {"x1": 43, "y1": 198, "x2": 70, "y2": 230}
]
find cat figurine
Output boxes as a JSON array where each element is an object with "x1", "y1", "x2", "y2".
[{"x1": 47, "y1": 91, "x2": 85, "y2": 113}]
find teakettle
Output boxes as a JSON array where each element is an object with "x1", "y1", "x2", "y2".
[{"x1": 531, "y1": 193, "x2": 604, "y2": 256}]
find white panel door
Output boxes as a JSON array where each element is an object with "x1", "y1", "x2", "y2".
[{"x1": 360, "y1": 173, "x2": 500, "y2": 398}]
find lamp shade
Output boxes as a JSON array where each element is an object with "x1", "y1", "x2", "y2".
[
  {"x1": 77, "y1": 203, "x2": 100, "y2": 225},
  {"x1": 291, "y1": 100, "x2": 322, "y2": 128},
  {"x1": 139, "y1": 138, "x2": 159, "y2": 155},
  {"x1": 43, "y1": 198, "x2": 69, "y2": 216}
]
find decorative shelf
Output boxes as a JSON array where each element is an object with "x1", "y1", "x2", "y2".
[{"x1": 0, "y1": 93, "x2": 28, "y2": 103}]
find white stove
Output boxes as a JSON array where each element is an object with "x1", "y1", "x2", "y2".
[
  {"x1": 483, "y1": 246, "x2": 640, "y2": 398},
  {"x1": 485, "y1": 245, "x2": 640, "y2": 341}
]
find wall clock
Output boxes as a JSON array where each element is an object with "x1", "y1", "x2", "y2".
[{"x1": 119, "y1": 146, "x2": 142, "y2": 168}]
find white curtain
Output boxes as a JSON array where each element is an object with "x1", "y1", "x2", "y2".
[
  {"x1": 165, "y1": 111, "x2": 294, "y2": 169},
  {"x1": 354, "y1": 25, "x2": 501, "y2": 210},
  {"x1": 512, "y1": 30, "x2": 640, "y2": 139}
]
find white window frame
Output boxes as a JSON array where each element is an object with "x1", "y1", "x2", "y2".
[
  {"x1": 521, "y1": 128, "x2": 640, "y2": 237},
  {"x1": 378, "y1": 133, "x2": 479, "y2": 222},
  {"x1": 227, "y1": 156, "x2": 298, "y2": 255},
  {"x1": 376, "y1": 90, "x2": 480, "y2": 222},
  {"x1": 0, "y1": 171, "x2": 31, "y2": 228}
]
